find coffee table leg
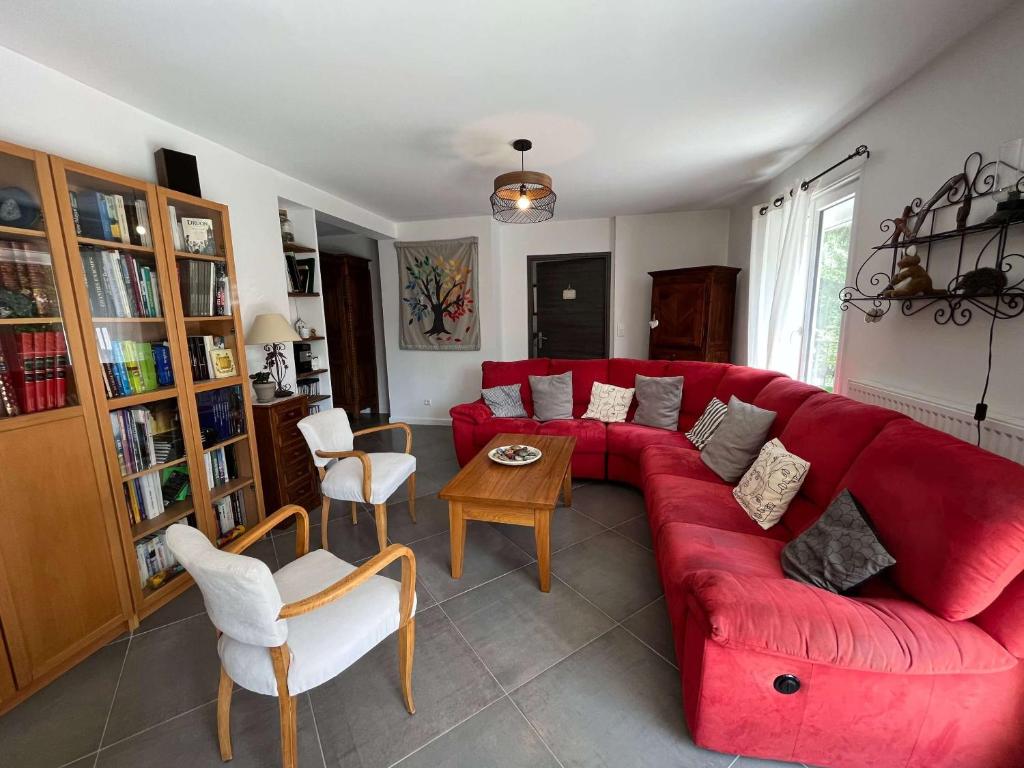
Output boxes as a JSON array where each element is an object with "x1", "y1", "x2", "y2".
[
  {"x1": 449, "y1": 501, "x2": 466, "y2": 579},
  {"x1": 562, "y1": 466, "x2": 572, "y2": 507},
  {"x1": 535, "y1": 508, "x2": 551, "y2": 592}
]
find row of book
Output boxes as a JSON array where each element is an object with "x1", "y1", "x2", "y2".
[
  {"x1": 204, "y1": 444, "x2": 238, "y2": 490},
  {"x1": 197, "y1": 386, "x2": 246, "y2": 446},
  {"x1": 135, "y1": 523, "x2": 186, "y2": 590},
  {"x1": 71, "y1": 190, "x2": 153, "y2": 247},
  {"x1": 0, "y1": 329, "x2": 69, "y2": 416},
  {"x1": 81, "y1": 249, "x2": 163, "y2": 318},
  {"x1": 178, "y1": 259, "x2": 230, "y2": 317},
  {"x1": 214, "y1": 490, "x2": 246, "y2": 540},
  {"x1": 110, "y1": 404, "x2": 182, "y2": 476},
  {"x1": 124, "y1": 465, "x2": 190, "y2": 525},
  {"x1": 187, "y1": 334, "x2": 226, "y2": 381},
  {"x1": 0, "y1": 241, "x2": 57, "y2": 318},
  {"x1": 93, "y1": 328, "x2": 173, "y2": 398},
  {"x1": 167, "y1": 207, "x2": 217, "y2": 256}
]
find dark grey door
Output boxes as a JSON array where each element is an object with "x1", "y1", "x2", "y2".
[{"x1": 530, "y1": 254, "x2": 610, "y2": 358}]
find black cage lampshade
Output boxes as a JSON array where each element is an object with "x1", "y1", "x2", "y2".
[{"x1": 490, "y1": 139, "x2": 556, "y2": 223}]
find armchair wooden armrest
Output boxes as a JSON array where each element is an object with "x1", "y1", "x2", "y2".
[
  {"x1": 315, "y1": 448, "x2": 372, "y2": 502},
  {"x1": 353, "y1": 422, "x2": 413, "y2": 454},
  {"x1": 278, "y1": 543, "x2": 416, "y2": 627},
  {"x1": 224, "y1": 504, "x2": 310, "y2": 561}
]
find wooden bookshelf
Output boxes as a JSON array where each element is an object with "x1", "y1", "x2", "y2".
[
  {"x1": 157, "y1": 187, "x2": 265, "y2": 574},
  {"x1": 282, "y1": 241, "x2": 317, "y2": 253},
  {"x1": 288, "y1": 291, "x2": 320, "y2": 298}
]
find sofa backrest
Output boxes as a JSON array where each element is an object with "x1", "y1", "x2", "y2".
[
  {"x1": 550, "y1": 358, "x2": 610, "y2": 418},
  {"x1": 664, "y1": 361, "x2": 729, "y2": 429},
  {"x1": 752, "y1": 378, "x2": 823, "y2": 440},
  {"x1": 713, "y1": 366, "x2": 784, "y2": 407},
  {"x1": 837, "y1": 418, "x2": 1024, "y2": 622},
  {"x1": 482, "y1": 358, "x2": 551, "y2": 417}
]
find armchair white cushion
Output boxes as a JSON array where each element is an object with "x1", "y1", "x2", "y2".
[
  {"x1": 322, "y1": 452, "x2": 416, "y2": 504},
  {"x1": 219, "y1": 549, "x2": 415, "y2": 695}
]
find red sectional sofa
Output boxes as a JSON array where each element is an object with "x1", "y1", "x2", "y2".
[{"x1": 450, "y1": 358, "x2": 1024, "y2": 768}]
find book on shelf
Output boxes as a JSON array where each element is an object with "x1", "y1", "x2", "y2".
[
  {"x1": 166, "y1": 205, "x2": 184, "y2": 251},
  {"x1": 70, "y1": 191, "x2": 151, "y2": 247},
  {"x1": 135, "y1": 520, "x2": 189, "y2": 589},
  {"x1": 0, "y1": 345, "x2": 18, "y2": 416},
  {"x1": 110, "y1": 404, "x2": 182, "y2": 475},
  {"x1": 178, "y1": 258, "x2": 230, "y2": 316},
  {"x1": 214, "y1": 490, "x2": 247, "y2": 541},
  {"x1": 0, "y1": 240, "x2": 58, "y2": 318},
  {"x1": 81, "y1": 249, "x2": 162, "y2": 318},
  {"x1": 204, "y1": 444, "x2": 239, "y2": 490},
  {"x1": 185, "y1": 334, "x2": 226, "y2": 381},
  {"x1": 93, "y1": 327, "x2": 173, "y2": 398},
  {"x1": 196, "y1": 386, "x2": 245, "y2": 447},
  {"x1": 296, "y1": 257, "x2": 316, "y2": 293},
  {"x1": 284, "y1": 253, "x2": 301, "y2": 292},
  {"x1": 180, "y1": 217, "x2": 216, "y2": 256},
  {"x1": 0, "y1": 328, "x2": 68, "y2": 414}
]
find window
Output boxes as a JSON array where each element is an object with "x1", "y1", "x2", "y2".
[{"x1": 800, "y1": 189, "x2": 856, "y2": 391}]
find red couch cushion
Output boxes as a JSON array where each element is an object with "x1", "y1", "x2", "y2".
[
  {"x1": 549, "y1": 358, "x2": 610, "y2": 418},
  {"x1": 839, "y1": 419, "x2": 1024, "y2": 622},
  {"x1": 608, "y1": 358, "x2": 667, "y2": 388},
  {"x1": 777, "y1": 393, "x2": 905, "y2": 517},
  {"x1": 646, "y1": 476, "x2": 790, "y2": 543},
  {"x1": 973, "y1": 573, "x2": 1024, "y2": 658},
  {"x1": 713, "y1": 366, "x2": 783, "y2": 406},
  {"x1": 639, "y1": 444, "x2": 724, "y2": 486},
  {"x1": 607, "y1": 423, "x2": 687, "y2": 458},
  {"x1": 664, "y1": 361, "x2": 729, "y2": 424},
  {"x1": 537, "y1": 418, "x2": 606, "y2": 453},
  {"x1": 472, "y1": 417, "x2": 540, "y2": 447},
  {"x1": 658, "y1": 522, "x2": 788, "y2": 592},
  {"x1": 684, "y1": 569, "x2": 1017, "y2": 675},
  {"x1": 752, "y1": 378, "x2": 823, "y2": 439},
  {"x1": 482, "y1": 359, "x2": 550, "y2": 416}
]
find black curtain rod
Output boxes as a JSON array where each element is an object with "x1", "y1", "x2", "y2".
[{"x1": 758, "y1": 144, "x2": 869, "y2": 215}]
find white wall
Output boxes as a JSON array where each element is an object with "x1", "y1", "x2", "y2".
[
  {"x1": 613, "y1": 210, "x2": 732, "y2": 358},
  {"x1": 317, "y1": 233, "x2": 390, "y2": 413},
  {"x1": 727, "y1": 1, "x2": 1024, "y2": 421}
]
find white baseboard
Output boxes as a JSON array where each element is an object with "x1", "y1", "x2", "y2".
[{"x1": 392, "y1": 416, "x2": 453, "y2": 426}]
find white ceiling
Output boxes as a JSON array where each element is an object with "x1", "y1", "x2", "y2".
[{"x1": 0, "y1": 0, "x2": 1011, "y2": 223}]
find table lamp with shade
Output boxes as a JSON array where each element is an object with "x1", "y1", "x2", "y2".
[{"x1": 246, "y1": 312, "x2": 300, "y2": 401}]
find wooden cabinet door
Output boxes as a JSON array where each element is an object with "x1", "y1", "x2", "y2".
[
  {"x1": 649, "y1": 277, "x2": 707, "y2": 358},
  {"x1": 345, "y1": 258, "x2": 378, "y2": 413}
]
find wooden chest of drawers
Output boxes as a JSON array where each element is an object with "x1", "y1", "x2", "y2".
[{"x1": 252, "y1": 395, "x2": 320, "y2": 515}]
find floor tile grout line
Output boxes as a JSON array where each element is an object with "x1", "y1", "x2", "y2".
[
  {"x1": 92, "y1": 695, "x2": 220, "y2": 755},
  {"x1": 129, "y1": 610, "x2": 207, "y2": 640},
  {"x1": 385, "y1": 696, "x2": 508, "y2": 768},
  {"x1": 727, "y1": 756, "x2": 741, "y2": 768},
  {"x1": 506, "y1": 693, "x2": 567, "y2": 768},
  {"x1": 503, "y1": 624, "x2": 620, "y2": 698},
  {"x1": 91, "y1": 633, "x2": 132, "y2": 766},
  {"x1": 306, "y1": 691, "x2": 329, "y2": 768},
  {"x1": 57, "y1": 751, "x2": 98, "y2": 768}
]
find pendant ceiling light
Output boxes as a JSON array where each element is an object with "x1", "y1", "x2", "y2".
[{"x1": 491, "y1": 139, "x2": 556, "y2": 223}]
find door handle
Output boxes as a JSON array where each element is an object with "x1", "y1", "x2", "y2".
[{"x1": 536, "y1": 331, "x2": 548, "y2": 350}]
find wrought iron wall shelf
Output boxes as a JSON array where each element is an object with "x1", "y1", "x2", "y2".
[{"x1": 841, "y1": 151, "x2": 1024, "y2": 326}]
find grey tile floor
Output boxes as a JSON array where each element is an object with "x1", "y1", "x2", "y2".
[{"x1": 0, "y1": 425, "x2": 811, "y2": 768}]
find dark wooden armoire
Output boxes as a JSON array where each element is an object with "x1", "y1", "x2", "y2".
[
  {"x1": 648, "y1": 266, "x2": 740, "y2": 363},
  {"x1": 320, "y1": 252, "x2": 379, "y2": 417}
]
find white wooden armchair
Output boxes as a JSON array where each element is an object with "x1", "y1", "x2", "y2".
[
  {"x1": 297, "y1": 408, "x2": 417, "y2": 552},
  {"x1": 166, "y1": 505, "x2": 416, "y2": 768}
]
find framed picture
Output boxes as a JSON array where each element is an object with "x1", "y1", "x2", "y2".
[
  {"x1": 209, "y1": 348, "x2": 237, "y2": 379},
  {"x1": 296, "y1": 257, "x2": 316, "y2": 292}
]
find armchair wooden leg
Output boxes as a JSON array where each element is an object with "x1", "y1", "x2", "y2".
[
  {"x1": 270, "y1": 646, "x2": 298, "y2": 768},
  {"x1": 350, "y1": 501, "x2": 358, "y2": 525},
  {"x1": 408, "y1": 473, "x2": 417, "y2": 523},
  {"x1": 321, "y1": 497, "x2": 331, "y2": 550},
  {"x1": 399, "y1": 618, "x2": 416, "y2": 715},
  {"x1": 374, "y1": 503, "x2": 388, "y2": 552},
  {"x1": 217, "y1": 665, "x2": 233, "y2": 761}
]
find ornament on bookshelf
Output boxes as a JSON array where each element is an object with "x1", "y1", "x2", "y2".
[
  {"x1": 294, "y1": 317, "x2": 312, "y2": 339},
  {"x1": 881, "y1": 246, "x2": 939, "y2": 298},
  {"x1": 209, "y1": 348, "x2": 237, "y2": 379},
  {"x1": 0, "y1": 186, "x2": 41, "y2": 228},
  {"x1": 951, "y1": 267, "x2": 1008, "y2": 298},
  {"x1": 249, "y1": 371, "x2": 276, "y2": 404},
  {"x1": 864, "y1": 307, "x2": 885, "y2": 323},
  {"x1": 279, "y1": 209, "x2": 295, "y2": 243}
]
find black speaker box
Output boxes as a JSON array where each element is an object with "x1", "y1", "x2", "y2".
[{"x1": 154, "y1": 148, "x2": 202, "y2": 197}]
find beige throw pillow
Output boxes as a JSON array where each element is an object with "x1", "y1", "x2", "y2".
[
  {"x1": 582, "y1": 381, "x2": 634, "y2": 423},
  {"x1": 733, "y1": 438, "x2": 810, "y2": 529}
]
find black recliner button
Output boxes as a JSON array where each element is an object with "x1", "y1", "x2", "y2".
[{"x1": 773, "y1": 674, "x2": 801, "y2": 695}]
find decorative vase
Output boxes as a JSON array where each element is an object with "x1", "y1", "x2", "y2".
[
  {"x1": 279, "y1": 209, "x2": 295, "y2": 243},
  {"x1": 253, "y1": 381, "x2": 276, "y2": 404}
]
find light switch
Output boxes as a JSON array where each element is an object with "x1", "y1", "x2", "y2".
[{"x1": 615, "y1": 322, "x2": 625, "y2": 338}]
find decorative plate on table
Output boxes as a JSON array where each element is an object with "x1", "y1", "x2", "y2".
[{"x1": 488, "y1": 444, "x2": 543, "y2": 466}]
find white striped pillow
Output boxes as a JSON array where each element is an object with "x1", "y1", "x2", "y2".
[{"x1": 686, "y1": 397, "x2": 728, "y2": 449}]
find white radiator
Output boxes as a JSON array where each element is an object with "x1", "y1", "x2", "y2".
[{"x1": 846, "y1": 380, "x2": 1024, "y2": 464}]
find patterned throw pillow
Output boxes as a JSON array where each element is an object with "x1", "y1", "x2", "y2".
[
  {"x1": 582, "y1": 381, "x2": 634, "y2": 423},
  {"x1": 781, "y1": 489, "x2": 896, "y2": 593},
  {"x1": 733, "y1": 438, "x2": 810, "y2": 529},
  {"x1": 685, "y1": 398, "x2": 728, "y2": 448},
  {"x1": 481, "y1": 384, "x2": 527, "y2": 418}
]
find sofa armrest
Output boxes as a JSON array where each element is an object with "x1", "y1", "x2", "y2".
[
  {"x1": 683, "y1": 570, "x2": 1015, "y2": 675},
  {"x1": 450, "y1": 399, "x2": 492, "y2": 425}
]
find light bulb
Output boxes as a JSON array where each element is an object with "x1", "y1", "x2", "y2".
[{"x1": 516, "y1": 184, "x2": 531, "y2": 210}]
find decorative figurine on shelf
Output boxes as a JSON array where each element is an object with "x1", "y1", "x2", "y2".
[
  {"x1": 907, "y1": 173, "x2": 968, "y2": 239},
  {"x1": 892, "y1": 204, "x2": 913, "y2": 241},
  {"x1": 865, "y1": 307, "x2": 885, "y2": 323},
  {"x1": 985, "y1": 189, "x2": 1024, "y2": 225},
  {"x1": 956, "y1": 191, "x2": 973, "y2": 230},
  {"x1": 951, "y1": 267, "x2": 1007, "y2": 297},
  {"x1": 249, "y1": 371, "x2": 277, "y2": 404},
  {"x1": 882, "y1": 246, "x2": 936, "y2": 298},
  {"x1": 279, "y1": 208, "x2": 295, "y2": 244},
  {"x1": 294, "y1": 317, "x2": 312, "y2": 339}
]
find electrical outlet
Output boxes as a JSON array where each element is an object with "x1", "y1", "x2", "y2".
[{"x1": 423, "y1": 398, "x2": 432, "y2": 407}]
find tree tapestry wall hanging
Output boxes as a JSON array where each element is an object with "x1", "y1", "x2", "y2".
[{"x1": 396, "y1": 236, "x2": 480, "y2": 351}]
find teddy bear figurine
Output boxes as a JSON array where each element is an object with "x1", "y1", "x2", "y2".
[{"x1": 882, "y1": 246, "x2": 934, "y2": 298}]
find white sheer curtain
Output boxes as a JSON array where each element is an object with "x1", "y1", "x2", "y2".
[{"x1": 747, "y1": 182, "x2": 815, "y2": 376}]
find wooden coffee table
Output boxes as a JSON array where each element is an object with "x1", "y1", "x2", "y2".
[{"x1": 439, "y1": 433, "x2": 575, "y2": 592}]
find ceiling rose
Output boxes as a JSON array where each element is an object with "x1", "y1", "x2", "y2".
[{"x1": 490, "y1": 139, "x2": 556, "y2": 223}]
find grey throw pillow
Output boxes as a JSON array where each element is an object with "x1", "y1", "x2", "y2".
[
  {"x1": 781, "y1": 489, "x2": 896, "y2": 593},
  {"x1": 481, "y1": 384, "x2": 527, "y2": 418},
  {"x1": 529, "y1": 371, "x2": 573, "y2": 421},
  {"x1": 632, "y1": 375, "x2": 683, "y2": 430},
  {"x1": 700, "y1": 396, "x2": 776, "y2": 482}
]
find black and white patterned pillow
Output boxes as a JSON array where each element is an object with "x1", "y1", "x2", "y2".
[
  {"x1": 481, "y1": 384, "x2": 527, "y2": 418},
  {"x1": 685, "y1": 397, "x2": 728, "y2": 449}
]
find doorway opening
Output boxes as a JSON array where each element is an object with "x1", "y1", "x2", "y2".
[{"x1": 527, "y1": 253, "x2": 611, "y2": 359}]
